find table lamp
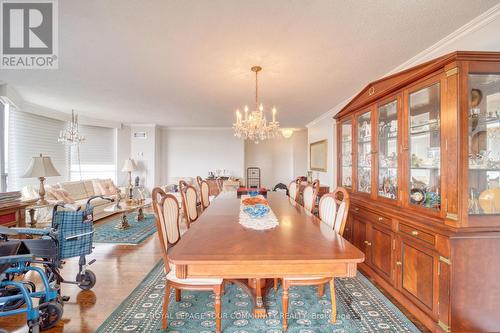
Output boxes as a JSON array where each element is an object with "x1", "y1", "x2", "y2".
[
  {"x1": 22, "y1": 154, "x2": 61, "y2": 205},
  {"x1": 121, "y1": 158, "x2": 137, "y2": 199}
]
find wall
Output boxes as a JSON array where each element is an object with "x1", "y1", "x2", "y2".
[
  {"x1": 161, "y1": 128, "x2": 244, "y2": 184},
  {"x1": 307, "y1": 119, "x2": 336, "y2": 188},
  {"x1": 307, "y1": 10, "x2": 500, "y2": 190},
  {"x1": 244, "y1": 129, "x2": 308, "y2": 189},
  {"x1": 115, "y1": 125, "x2": 131, "y2": 186},
  {"x1": 130, "y1": 125, "x2": 160, "y2": 191}
]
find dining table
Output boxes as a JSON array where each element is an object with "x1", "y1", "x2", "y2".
[{"x1": 169, "y1": 191, "x2": 365, "y2": 317}]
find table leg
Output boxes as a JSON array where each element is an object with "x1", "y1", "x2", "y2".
[
  {"x1": 115, "y1": 212, "x2": 131, "y2": 230},
  {"x1": 137, "y1": 207, "x2": 145, "y2": 221},
  {"x1": 29, "y1": 208, "x2": 37, "y2": 228},
  {"x1": 230, "y1": 278, "x2": 269, "y2": 318}
]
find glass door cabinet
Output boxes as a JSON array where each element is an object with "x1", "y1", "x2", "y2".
[
  {"x1": 377, "y1": 100, "x2": 398, "y2": 200},
  {"x1": 340, "y1": 120, "x2": 353, "y2": 188},
  {"x1": 334, "y1": 52, "x2": 500, "y2": 333},
  {"x1": 468, "y1": 74, "x2": 500, "y2": 216},
  {"x1": 408, "y1": 83, "x2": 441, "y2": 211},
  {"x1": 357, "y1": 111, "x2": 372, "y2": 194}
]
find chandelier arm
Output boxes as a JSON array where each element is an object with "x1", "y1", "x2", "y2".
[{"x1": 255, "y1": 69, "x2": 258, "y2": 111}]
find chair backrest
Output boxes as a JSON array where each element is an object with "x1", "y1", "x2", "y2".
[
  {"x1": 312, "y1": 179, "x2": 320, "y2": 189},
  {"x1": 178, "y1": 180, "x2": 189, "y2": 192},
  {"x1": 196, "y1": 176, "x2": 203, "y2": 187},
  {"x1": 200, "y1": 180, "x2": 210, "y2": 209},
  {"x1": 180, "y1": 184, "x2": 199, "y2": 227},
  {"x1": 152, "y1": 187, "x2": 181, "y2": 272},
  {"x1": 318, "y1": 187, "x2": 350, "y2": 235},
  {"x1": 302, "y1": 184, "x2": 318, "y2": 213},
  {"x1": 288, "y1": 180, "x2": 298, "y2": 201}
]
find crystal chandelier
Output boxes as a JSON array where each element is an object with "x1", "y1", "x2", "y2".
[
  {"x1": 58, "y1": 110, "x2": 85, "y2": 145},
  {"x1": 233, "y1": 66, "x2": 280, "y2": 143}
]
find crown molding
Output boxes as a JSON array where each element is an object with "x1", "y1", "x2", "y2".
[{"x1": 306, "y1": 3, "x2": 500, "y2": 128}]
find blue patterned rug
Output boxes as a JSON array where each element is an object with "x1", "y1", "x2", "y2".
[
  {"x1": 93, "y1": 213, "x2": 156, "y2": 245},
  {"x1": 96, "y1": 261, "x2": 421, "y2": 333}
]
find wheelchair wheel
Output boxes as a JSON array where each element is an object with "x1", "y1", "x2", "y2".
[
  {"x1": 76, "y1": 270, "x2": 96, "y2": 290},
  {"x1": 28, "y1": 320, "x2": 40, "y2": 333},
  {"x1": 39, "y1": 301, "x2": 63, "y2": 330}
]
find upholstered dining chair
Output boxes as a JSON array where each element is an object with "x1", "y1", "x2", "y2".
[
  {"x1": 152, "y1": 187, "x2": 224, "y2": 332},
  {"x1": 280, "y1": 187, "x2": 350, "y2": 331},
  {"x1": 180, "y1": 184, "x2": 199, "y2": 228},
  {"x1": 288, "y1": 180, "x2": 298, "y2": 202},
  {"x1": 199, "y1": 179, "x2": 210, "y2": 211},
  {"x1": 302, "y1": 184, "x2": 318, "y2": 213}
]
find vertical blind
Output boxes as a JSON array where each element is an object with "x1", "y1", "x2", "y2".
[
  {"x1": 8, "y1": 108, "x2": 68, "y2": 190},
  {"x1": 69, "y1": 125, "x2": 116, "y2": 182}
]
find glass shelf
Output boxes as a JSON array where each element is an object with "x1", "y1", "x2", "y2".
[
  {"x1": 341, "y1": 120, "x2": 353, "y2": 188},
  {"x1": 357, "y1": 111, "x2": 372, "y2": 194},
  {"x1": 378, "y1": 100, "x2": 398, "y2": 200},
  {"x1": 408, "y1": 83, "x2": 441, "y2": 210},
  {"x1": 468, "y1": 74, "x2": 500, "y2": 215}
]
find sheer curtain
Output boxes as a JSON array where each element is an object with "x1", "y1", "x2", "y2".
[
  {"x1": 69, "y1": 125, "x2": 116, "y2": 182},
  {"x1": 7, "y1": 108, "x2": 68, "y2": 190}
]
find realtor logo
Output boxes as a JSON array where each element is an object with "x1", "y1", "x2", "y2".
[{"x1": 1, "y1": 0, "x2": 58, "y2": 69}]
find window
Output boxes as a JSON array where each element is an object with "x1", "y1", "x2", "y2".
[
  {"x1": 69, "y1": 125, "x2": 116, "y2": 182},
  {"x1": 7, "y1": 108, "x2": 68, "y2": 191},
  {"x1": 0, "y1": 102, "x2": 7, "y2": 192}
]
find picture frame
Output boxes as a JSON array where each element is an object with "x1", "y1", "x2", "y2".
[{"x1": 310, "y1": 139, "x2": 327, "y2": 172}]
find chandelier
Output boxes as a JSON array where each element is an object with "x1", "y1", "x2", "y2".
[
  {"x1": 233, "y1": 66, "x2": 280, "y2": 143},
  {"x1": 58, "y1": 110, "x2": 85, "y2": 145}
]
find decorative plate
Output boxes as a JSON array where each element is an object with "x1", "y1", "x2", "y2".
[
  {"x1": 243, "y1": 204, "x2": 270, "y2": 218},
  {"x1": 410, "y1": 188, "x2": 425, "y2": 205}
]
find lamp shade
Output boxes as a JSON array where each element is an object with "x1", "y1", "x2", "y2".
[
  {"x1": 121, "y1": 158, "x2": 137, "y2": 172},
  {"x1": 22, "y1": 154, "x2": 61, "y2": 178}
]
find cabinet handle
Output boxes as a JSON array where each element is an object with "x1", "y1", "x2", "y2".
[
  {"x1": 364, "y1": 241, "x2": 372, "y2": 246},
  {"x1": 378, "y1": 217, "x2": 383, "y2": 221},
  {"x1": 411, "y1": 230, "x2": 419, "y2": 236},
  {"x1": 354, "y1": 207, "x2": 359, "y2": 212},
  {"x1": 396, "y1": 261, "x2": 402, "y2": 266}
]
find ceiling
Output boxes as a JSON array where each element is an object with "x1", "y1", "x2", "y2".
[{"x1": 1, "y1": 0, "x2": 499, "y2": 127}]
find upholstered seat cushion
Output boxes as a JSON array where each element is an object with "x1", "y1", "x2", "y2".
[{"x1": 166, "y1": 265, "x2": 222, "y2": 285}]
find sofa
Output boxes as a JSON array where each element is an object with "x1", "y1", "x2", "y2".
[{"x1": 22, "y1": 179, "x2": 126, "y2": 226}]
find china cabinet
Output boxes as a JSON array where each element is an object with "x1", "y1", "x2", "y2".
[{"x1": 336, "y1": 52, "x2": 500, "y2": 333}]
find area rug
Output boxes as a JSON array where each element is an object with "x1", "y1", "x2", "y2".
[
  {"x1": 93, "y1": 213, "x2": 156, "y2": 245},
  {"x1": 96, "y1": 261, "x2": 421, "y2": 333}
]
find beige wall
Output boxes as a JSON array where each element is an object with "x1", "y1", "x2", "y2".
[{"x1": 244, "y1": 129, "x2": 307, "y2": 189}]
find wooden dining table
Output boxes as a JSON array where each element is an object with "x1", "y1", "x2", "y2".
[{"x1": 169, "y1": 192, "x2": 365, "y2": 317}]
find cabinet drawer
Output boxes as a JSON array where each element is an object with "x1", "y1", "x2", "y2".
[
  {"x1": 399, "y1": 223, "x2": 435, "y2": 245},
  {"x1": 350, "y1": 206, "x2": 391, "y2": 229}
]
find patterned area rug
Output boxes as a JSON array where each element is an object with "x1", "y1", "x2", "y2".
[
  {"x1": 93, "y1": 213, "x2": 156, "y2": 245},
  {"x1": 96, "y1": 261, "x2": 421, "y2": 333}
]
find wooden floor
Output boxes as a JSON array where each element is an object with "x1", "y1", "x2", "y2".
[{"x1": 1, "y1": 211, "x2": 429, "y2": 333}]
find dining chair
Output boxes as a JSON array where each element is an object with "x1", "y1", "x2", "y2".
[
  {"x1": 180, "y1": 184, "x2": 199, "y2": 228},
  {"x1": 280, "y1": 187, "x2": 350, "y2": 331},
  {"x1": 302, "y1": 184, "x2": 318, "y2": 213},
  {"x1": 288, "y1": 180, "x2": 298, "y2": 202},
  {"x1": 199, "y1": 179, "x2": 210, "y2": 211},
  {"x1": 152, "y1": 187, "x2": 224, "y2": 332}
]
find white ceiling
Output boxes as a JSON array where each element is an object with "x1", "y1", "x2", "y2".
[{"x1": 1, "y1": 0, "x2": 499, "y2": 127}]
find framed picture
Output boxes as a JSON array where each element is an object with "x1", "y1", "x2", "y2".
[{"x1": 310, "y1": 139, "x2": 327, "y2": 172}]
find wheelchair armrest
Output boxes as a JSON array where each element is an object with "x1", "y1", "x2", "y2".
[
  {"x1": 87, "y1": 195, "x2": 114, "y2": 205},
  {"x1": 10, "y1": 227, "x2": 52, "y2": 236}
]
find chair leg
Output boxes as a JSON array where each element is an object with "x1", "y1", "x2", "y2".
[
  {"x1": 329, "y1": 279, "x2": 336, "y2": 323},
  {"x1": 162, "y1": 281, "x2": 171, "y2": 330},
  {"x1": 221, "y1": 281, "x2": 225, "y2": 296},
  {"x1": 282, "y1": 281, "x2": 289, "y2": 332},
  {"x1": 175, "y1": 288, "x2": 181, "y2": 302},
  {"x1": 318, "y1": 283, "x2": 325, "y2": 297},
  {"x1": 214, "y1": 285, "x2": 222, "y2": 333},
  {"x1": 274, "y1": 277, "x2": 278, "y2": 291}
]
